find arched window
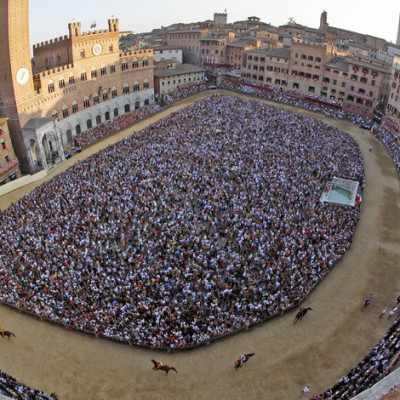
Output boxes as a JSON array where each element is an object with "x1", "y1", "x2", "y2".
[
  {"x1": 132, "y1": 59, "x2": 138, "y2": 69},
  {"x1": 52, "y1": 109, "x2": 58, "y2": 118},
  {"x1": 135, "y1": 100, "x2": 140, "y2": 109},
  {"x1": 76, "y1": 124, "x2": 81, "y2": 134},
  {"x1": 91, "y1": 67, "x2": 97, "y2": 79},
  {"x1": 105, "y1": 111, "x2": 110, "y2": 120},
  {"x1": 59, "y1": 78, "x2": 65, "y2": 89},
  {"x1": 87, "y1": 119, "x2": 92, "y2": 129},
  {"x1": 96, "y1": 115, "x2": 101, "y2": 125},
  {"x1": 48, "y1": 80, "x2": 55, "y2": 93},
  {"x1": 100, "y1": 65, "x2": 107, "y2": 76},
  {"x1": 72, "y1": 101, "x2": 78, "y2": 113},
  {"x1": 124, "y1": 104, "x2": 130, "y2": 113},
  {"x1": 144, "y1": 98, "x2": 149, "y2": 106},
  {"x1": 114, "y1": 108, "x2": 119, "y2": 117},
  {"x1": 81, "y1": 71, "x2": 87, "y2": 81},
  {"x1": 121, "y1": 60, "x2": 128, "y2": 71},
  {"x1": 84, "y1": 96, "x2": 90, "y2": 108},
  {"x1": 143, "y1": 79, "x2": 149, "y2": 89},
  {"x1": 103, "y1": 90, "x2": 108, "y2": 101},
  {"x1": 93, "y1": 93, "x2": 99, "y2": 104},
  {"x1": 69, "y1": 73, "x2": 75, "y2": 85},
  {"x1": 62, "y1": 105, "x2": 69, "y2": 118},
  {"x1": 133, "y1": 82, "x2": 139, "y2": 92},
  {"x1": 123, "y1": 83, "x2": 129, "y2": 94},
  {"x1": 110, "y1": 63, "x2": 116, "y2": 73},
  {"x1": 111, "y1": 87, "x2": 117, "y2": 98},
  {"x1": 142, "y1": 57, "x2": 148, "y2": 67}
]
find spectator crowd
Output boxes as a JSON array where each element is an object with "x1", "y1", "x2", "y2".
[
  {"x1": 0, "y1": 95, "x2": 364, "y2": 350},
  {"x1": 0, "y1": 371, "x2": 58, "y2": 400}
]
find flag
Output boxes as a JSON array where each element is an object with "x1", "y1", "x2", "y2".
[{"x1": 90, "y1": 21, "x2": 96, "y2": 29}]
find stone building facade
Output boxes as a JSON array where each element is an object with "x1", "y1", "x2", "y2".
[{"x1": 0, "y1": 0, "x2": 154, "y2": 174}]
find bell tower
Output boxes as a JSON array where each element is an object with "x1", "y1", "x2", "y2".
[{"x1": 0, "y1": 0, "x2": 35, "y2": 171}]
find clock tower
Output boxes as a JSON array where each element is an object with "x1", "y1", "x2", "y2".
[{"x1": 0, "y1": 0, "x2": 35, "y2": 171}]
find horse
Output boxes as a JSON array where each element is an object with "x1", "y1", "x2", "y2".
[
  {"x1": 0, "y1": 330, "x2": 15, "y2": 339},
  {"x1": 294, "y1": 307, "x2": 312, "y2": 323},
  {"x1": 234, "y1": 353, "x2": 255, "y2": 370},
  {"x1": 151, "y1": 359, "x2": 178, "y2": 375},
  {"x1": 362, "y1": 293, "x2": 373, "y2": 310}
]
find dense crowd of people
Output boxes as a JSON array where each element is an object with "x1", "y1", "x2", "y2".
[
  {"x1": 160, "y1": 84, "x2": 208, "y2": 106},
  {"x1": 73, "y1": 103, "x2": 162, "y2": 148},
  {"x1": 218, "y1": 79, "x2": 372, "y2": 124},
  {"x1": 313, "y1": 304, "x2": 400, "y2": 399},
  {"x1": 72, "y1": 84, "x2": 209, "y2": 149},
  {"x1": 2, "y1": 80, "x2": 400, "y2": 398},
  {"x1": 0, "y1": 371, "x2": 57, "y2": 400},
  {"x1": 0, "y1": 95, "x2": 364, "y2": 350}
]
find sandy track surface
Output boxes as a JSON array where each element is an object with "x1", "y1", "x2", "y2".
[{"x1": 0, "y1": 91, "x2": 399, "y2": 400}]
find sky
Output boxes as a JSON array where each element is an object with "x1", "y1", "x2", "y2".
[{"x1": 29, "y1": 0, "x2": 400, "y2": 46}]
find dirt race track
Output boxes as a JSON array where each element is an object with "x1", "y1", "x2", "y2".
[{"x1": 0, "y1": 91, "x2": 399, "y2": 400}]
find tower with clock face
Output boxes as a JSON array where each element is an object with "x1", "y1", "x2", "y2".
[{"x1": 0, "y1": 0, "x2": 35, "y2": 171}]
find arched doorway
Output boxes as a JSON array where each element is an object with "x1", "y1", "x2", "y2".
[
  {"x1": 41, "y1": 132, "x2": 58, "y2": 165},
  {"x1": 66, "y1": 129, "x2": 73, "y2": 147},
  {"x1": 114, "y1": 108, "x2": 119, "y2": 117},
  {"x1": 135, "y1": 100, "x2": 140, "y2": 110},
  {"x1": 96, "y1": 115, "x2": 101, "y2": 125},
  {"x1": 87, "y1": 119, "x2": 92, "y2": 129},
  {"x1": 144, "y1": 99, "x2": 149, "y2": 106},
  {"x1": 105, "y1": 111, "x2": 110, "y2": 121},
  {"x1": 30, "y1": 139, "x2": 41, "y2": 167},
  {"x1": 124, "y1": 104, "x2": 130, "y2": 113}
]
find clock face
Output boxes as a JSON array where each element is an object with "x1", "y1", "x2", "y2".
[
  {"x1": 92, "y1": 44, "x2": 103, "y2": 56},
  {"x1": 16, "y1": 67, "x2": 29, "y2": 85}
]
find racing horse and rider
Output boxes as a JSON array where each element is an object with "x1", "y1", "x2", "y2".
[
  {"x1": 234, "y1": 353, "x2": 255, "y2": 370},
  {"x1": 294, "y1": 307, "x2": 312, "y2": 323},
  {"x1": 151, "y1": 359, "x2": 178, "y2": 375}
]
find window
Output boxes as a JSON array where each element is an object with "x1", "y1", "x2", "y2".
[
  {"x1": 110, "y1": 63, "x2": 115, "y2": 73},
  {"x1": 133, "y1": 82, "x2": 139, "y2": 92},
  {"x1": 72, "y1": 101, "x2": 78, "y2": 113},
  {"x1": 142, "y1": 58, "x2": 149, "y2": 67},
  {"x1": 52, "y1": 109, "x2": 58, "y2": 119},
  {"x1": 109, "y1": 45, "x2": 113, "y2": 52},
  {"x1": 91, "y1": 68, "x2": 97, "y2": 79},
  {"x1": 84, "y1": 97, "x2": 90, "y2": 108},
  {"x1": 103, "y1": 90, "x2": 108, "y2": 101},
  {"x1": 351, "y1": 75, "x2": 357, "y2": 81},
  {"x1": 122, "y1": 61, "x2": 128, "y2": 71},
  {"x1": 87, "y1": 119, "x2": 92, "y2": 129},
  {"x1": 69, "y1": 75, "x2": 75, "y2": 84},
  {"x1": 360, "y1": 77, "x2": 367, "y2": 84},
  {"x1": 315, "y1": 57, "x2": 321, "y2": 63},
  {"x1": 93, "y1": 93, "x2": 99, "y2": 104},
  {"x1": 48, "y1": 81, "x2": 55, "y2": 93},
  {"x1": 123, "y1": 84, "x2": 129, "y2": 94},
  {"x1": 105, "y1": 111, "x2": 110, "y2": 121},
  {"x1": 81, "y1": 72, "x2": 87, "y2": 81},
  {"x1": 112, "y1": 88, "x2": 117, "y2": 98},
  {"x1": 132, "y1": 60, "x2": 138, "y2": 69},
  {"x1": 341, "y1": 82, "x2": 346, "y2": 88},
  {"x1": 96, "y1": 115, "x2": 101, "y2": 125},
  {"x1": 143, "y1": 80, "x2": 149, "y2": 89},
  {"x1": 80, "y1": 50, "x2": 85, "y2": 58},
  {"x1": 101, "y1": 66, "x2": 107, "y2": 76},
  {"x1": 124, "y1": 104, "x2": 130, "y2": 113},
  {"x1": 114, "y1": 108, "x2": 118, "y2": 117},
  {"x1": 62, "y1": 105, "x2": 68, "y2": 118},
  {"x1": 59, "y1": 79, "x2": 65, "y2": 89},
  {"x1": 76, "y1": 124, "x2": 81, "y2": 134},
  {"x1": 333, "y1": 79, "x2": 337, "y2": 85},
  {"x1": 371, "y1": 80, "x2": 375, "y2": 86}
]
